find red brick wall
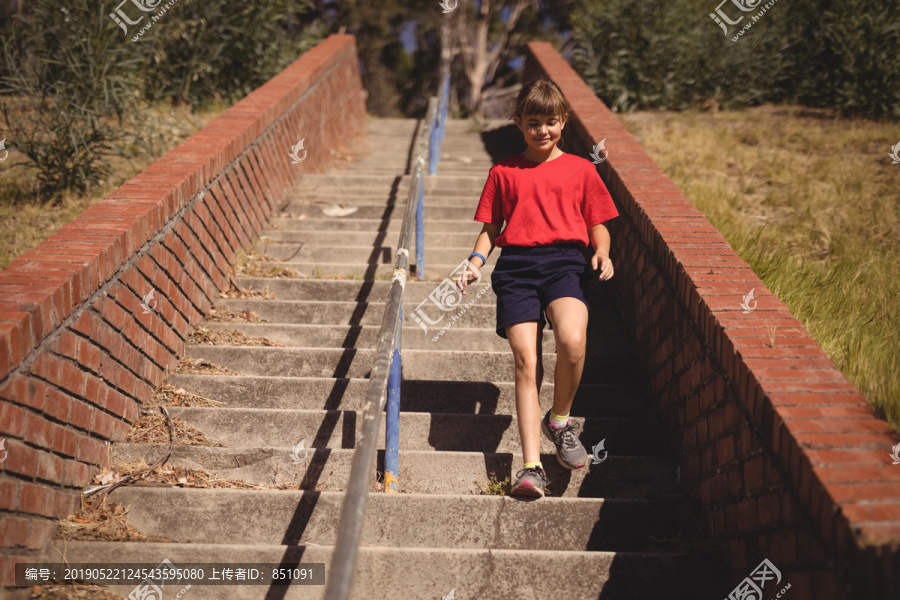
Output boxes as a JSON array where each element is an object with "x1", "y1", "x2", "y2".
[
  {"x1": 524, "y1": 42, "x2": 900, "y2": 600},
  {"x1": 0, "y1": 34, "x2": 365, "y2": 587}
]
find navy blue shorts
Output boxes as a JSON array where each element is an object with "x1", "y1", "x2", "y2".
[{"x1": 490, "y1": 243, "x2": 591, "y2": 339}]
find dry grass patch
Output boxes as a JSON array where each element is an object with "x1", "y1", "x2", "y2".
[
  {"x1": 188, "y1": 327, "x2": 284, "y2": 347},
  {"x1": 92, "y1": 459, "x2": 336, "y2": 492},
  {"x1": 309, "y1": 265, "x2": 395, "y2": 281},
  {"x1": 204, "y1": 306, "x2": 269, "y2": 323},
  {"x1": 233, "y1": 243, "x2": 301, "y2": 279},
  {"x1": 145, "y1": 383, "x2": 221, "y2": 408},
  {"x1": 624, "y1": 104, "x2": 900, "y2": 431},
  {"x1": 57, "y1": 497, "x2": 170, "y2": 543},
  {"x1": 126, "y1": 410, "x2": 220, "y2": 447},
  {"x1": 477, "y1": 470, "x2": 511, "y2": 496},
  {"x1": 218, "y1": 281, "x2": 279, "y2": 300},
  {"x1": 94, "y1": 460, "x2": 267, "y2": 490},
  {"x1": 170, "y1": 357, "x2": 240, "y2": 376}
]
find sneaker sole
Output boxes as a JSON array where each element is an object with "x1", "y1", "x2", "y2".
[
  {"x1": 541, "y1": 420, "x2": 588, "y2": 470},
  {"x1": 509, "y1": 480, "x2": 544, "y2": 498}
]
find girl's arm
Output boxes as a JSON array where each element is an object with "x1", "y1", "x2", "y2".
[
  {"x1": 589, "y1": 223, "x2": 614, "y2": 281},
  {"x1": 470, "y1": 223, "x2": 501, "y2": 268},
  {"x1": 457, "y1": 222, "x2": 501, "y2": 293}
]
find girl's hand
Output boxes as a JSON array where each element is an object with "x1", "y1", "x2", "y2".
[
  {"x1": 591, "y1": 252, "x2": 614, "y2": 281},
  {"x1": 456, "y1": 262, "x2": 481, "y2": 294}
]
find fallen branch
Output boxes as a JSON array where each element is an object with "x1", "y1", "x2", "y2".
[{"x1": 84, "y1": 407, "x2": 175, "y2": 500}]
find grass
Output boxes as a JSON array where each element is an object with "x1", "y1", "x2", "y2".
[
  {"x1": 477, "y1": 469, "x2": 511, "y2": 495},
  {"x1": 0, "y1": 103, "x2": 224, "y2": 270},
  {"x1": 621, "y1": 105, "x2": 900, "y2": 432}
]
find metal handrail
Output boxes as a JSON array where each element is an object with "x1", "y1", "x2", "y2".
[
  {"x1": 419, "y1": 70, "x2": 451, "y2": 279},
  {"x1": 322, "y1": 95, "x2": 440, "y2": 600},
  {"x1": 428, "y1": 71, "x2": 451, "y2": 176}
]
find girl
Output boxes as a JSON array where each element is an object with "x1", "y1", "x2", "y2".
[{"x1": 456, "y1": 77, "x2": 618, "y2": 498}]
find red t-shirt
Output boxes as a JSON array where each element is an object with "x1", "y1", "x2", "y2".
[{"x1": 473, "y1": 152, "x2": 619, "y2": 250}]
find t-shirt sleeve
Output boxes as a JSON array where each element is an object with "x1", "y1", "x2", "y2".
[
  {"x1": 473, "y1": 168, "x2": 503, "y2": 226},
  {"x1": 582, "y1": 167, "x2": 618, "y2": 228}
]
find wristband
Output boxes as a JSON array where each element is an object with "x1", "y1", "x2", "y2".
[{"x1": 469, "y1": 252, "x2": 486, "y2": 266}]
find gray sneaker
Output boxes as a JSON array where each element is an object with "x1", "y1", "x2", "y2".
[
  {"x1": 510, "y1": 466, "x2": 549, "y2": 498},
  {"x1": 541, "y1": 411, "x2": 588, "y2": 469}
]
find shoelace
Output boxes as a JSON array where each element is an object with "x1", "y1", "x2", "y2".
[
  {"x1": 516, "y1": 467, "x2": 548, "y2": 483},
  {"x1": 549, "y1": 420, "x2": 582, "y2": 450}
]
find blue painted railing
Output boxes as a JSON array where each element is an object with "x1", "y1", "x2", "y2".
[{"x1": 417, "y1": 70, "x2": 450, "y2": 281}]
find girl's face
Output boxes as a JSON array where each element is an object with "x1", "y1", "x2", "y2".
[{"x1": 514, "y1": 112, "x2": 567, "y2": 152}]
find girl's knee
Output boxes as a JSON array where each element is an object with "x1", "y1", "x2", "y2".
[
  {"x1": 513, "y1": 351, "x2": 540, "y2": 372},
  {"x1": 556, "y1": 331, "x2": 586, "y2": 361}
]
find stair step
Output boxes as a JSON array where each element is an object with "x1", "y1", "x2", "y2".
[
  {"x1": 275, "y1": 203, "x2": 481, "y2": 222},
  {"x1": 203, "y1": 300, "x2": 627, "y2": 333},
  {"x1": 181, "y1": 346, "x2": 639, "y2": 383},
  {"x1": 265, "y1": 217, "x2": 484, "y2": 232},
  {"x1": 165, "y1": 375, "x2": 648, "y2": 419},
  {"x1": 296, "y1": 173, "x2": 489, "y2": 190},
  {"x1": 257, "y1": 244, "x2": 500, "y2": 266},
  {"x1": 229, "y1": 278, "x2": 494, "y2": 302},
  {"x1": 260, "y1": 226, "x2": 482, "y2": 246},
  {"x1": 110, "y1": 445, "x2": 678, "y2": 497},
  {"x1": 162, "y1": 407, "x2": 665, "y2": 456},
  {"x1": 102, "y1": 487, "x2": 705, "y2": 552},
  {"x1": 197, "y1": 322, "x2": 631, "y2": 352},
  {"x1": 255, "y1": 259, "x2": 493, "y2": 280},
  {"x1": 286, "y1": 188, "x2": 481, "y2": 204},
  {"x1": 37, "y1": 541, "x2": 730, "y2": 600}
]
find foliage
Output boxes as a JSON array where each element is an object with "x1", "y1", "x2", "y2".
[
  {"x1": 806, "y1": 0, "x2": 900, "y2": 118},
  {"x1": 138, "y1": 0, "x2": 324, "y2": 107},
  {"x1": 570, "y1": 0, "x2": 900, "y2": 119},
  {"x1": 0, "y1": 0, "x2": 324, "y2": 197},
  {"x1": 0, "y1": 1, "x2": 143, "y2": 196}
]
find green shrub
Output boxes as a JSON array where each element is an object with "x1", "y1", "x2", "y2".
[
  {"x1": 0, "y1": 0, "x2": 326, "y2": 196},
  {"x1": 0, "y1": 1, "x2": 143, "y2": 196},
  {"x1": 804, "y1": 0, "x2": 900, "y2": 118},
  {"x1": 138, "y1": 0, "x2": 324, "y2": 108},
  {"x1": 570, "y1": 0, "x2": 900, "y2": 119}
]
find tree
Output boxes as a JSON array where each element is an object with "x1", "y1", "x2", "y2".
[{"x1": 448, "y1": 0, "x2": 577, "y2": 117}]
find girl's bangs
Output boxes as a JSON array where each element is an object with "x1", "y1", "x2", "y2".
[{"x1": 520, "y1": 94, "x2": 567, "y2": 120}]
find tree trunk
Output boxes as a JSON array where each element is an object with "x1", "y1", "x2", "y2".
[{"x1": 467, "y1": 0, "x2": 490, "y2": 115}]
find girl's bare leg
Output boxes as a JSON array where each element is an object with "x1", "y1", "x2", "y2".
[
  {"x1": 505, "y1": 320, "x2": 544, "y2": 464},
  {"x1": 545, "y1": 297, "x2": 589, "y2": 416}
]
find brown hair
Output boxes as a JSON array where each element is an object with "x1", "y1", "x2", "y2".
[
  {"x1": 510, "y1": 76, "x2": 571, "y2": 122},
  {"x1": 510, "y1": 76, "x2": 571, "y2": 149}
]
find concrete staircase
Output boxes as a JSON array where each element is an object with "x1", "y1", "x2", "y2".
[{"x1": 40, "y1": 118, "x2": 729, "y2": 598}]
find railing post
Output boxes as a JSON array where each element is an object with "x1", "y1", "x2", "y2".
[{"x1": 384, "y1": 311, "x2": 401, "y2": 493}]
